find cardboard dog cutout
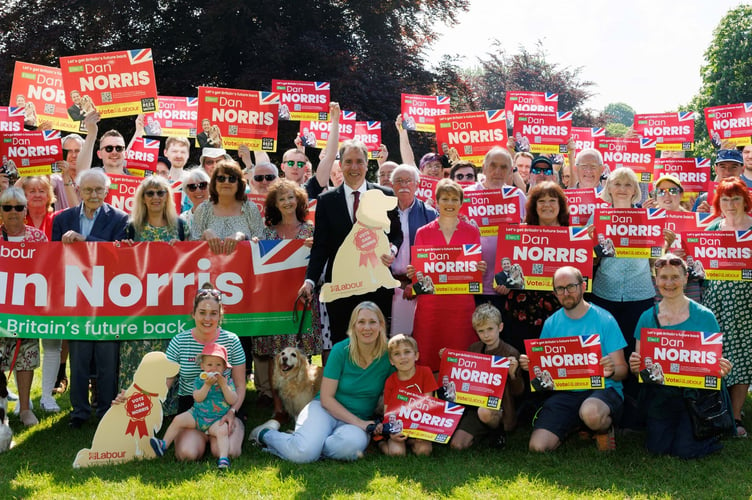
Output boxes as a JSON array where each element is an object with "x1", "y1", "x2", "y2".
[
  {"x1": 320, "y1": 189, "x2": 400, "y2": 302},
  {"x1": 73, "y1": 351, "x2": 179, "y2": 468}
]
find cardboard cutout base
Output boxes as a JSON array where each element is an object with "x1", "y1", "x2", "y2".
[
  {"x1": 73, "y1": 351, "x2": 179, "y2": 468},
  {"x1": 321, "y1": 189, "x2": 400, "y2": 302}
]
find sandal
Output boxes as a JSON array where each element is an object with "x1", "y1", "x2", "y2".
[
  {"x1": 217, "y1": 457, "x2": 230, "y2": 469},
  {"x1": 735, "y1": 420, "x2": 748, "y2": 438}
]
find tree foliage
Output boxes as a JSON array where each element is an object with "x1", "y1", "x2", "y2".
[{"x1": 603, "y1": 102, "x2": 635, "y2": 127}]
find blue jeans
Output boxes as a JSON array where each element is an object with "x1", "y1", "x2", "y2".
[{"x1": 263, "y1": 400, "x2": 369, "y2": 463}]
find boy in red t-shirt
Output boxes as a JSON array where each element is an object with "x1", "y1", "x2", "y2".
[{"x1": 381, "y1": 334, "x2": 439, "y2": 456}]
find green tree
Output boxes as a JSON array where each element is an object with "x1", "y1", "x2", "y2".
[
  {"x1": 684, "y1": 4, "x2": 752, "y2": 158},
  {"x1": 603, "y1": 102, "x2": 635, "y2": 127}
]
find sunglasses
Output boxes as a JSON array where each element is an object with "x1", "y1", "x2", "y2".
[
  {"x1": 453, "y1": 172, "x2": 475, "y2": 181},
  {"x1": 102, "y1": 145, "x2": 125, "y2": 153},
  {"x1": 1, "y1": 204, "x2": 25, "y2": 212},
  {"x1": 186, "y1": 182, "x2": 208, "y2": 192},
  {"x1": 253, "y1": 174, "x2": 277, "y2": 182},
  {"x1": 655, "y1": 257, "x2": 684, "y2": 269},
  {"x1": 196, "y1": 288, "x2": 223, "y2": 302},
  {"x1": 656, "y1": 187, "x2": 681, "y2": 196},
  {"x1": 144, "y1": 190, "x2": 167, "y2": 198},
  {"x1": 284, "y1": 160, "x2": 306, "y2": 169},
  {"x1": 215, "y1": 175, "x2": 238, "y2": 183},
  {"x1": 531, "y1": 167, "x2": 554, "y2": 176}
]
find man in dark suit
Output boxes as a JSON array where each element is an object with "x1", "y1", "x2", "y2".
[
  {"x1": 52, "y1": 168, "x2": 128, "y2": 428},
  {"x1": 67, "y1": 90, "x2": 85, "y2": 121},
  {"x1": 298, "y1": 140, "x2": 402, "y2": 360}
]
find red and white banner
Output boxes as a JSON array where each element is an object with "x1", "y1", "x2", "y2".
[
  {"x1": 400, "y1": 93, "x2": 450, "y2": 133},
  {"x1": 459, "y1": 187, "x2": 523, "y2": 236},
  {"x1": 564, "y1": 187, "x2": 609, "y2": 226},
  {"x1": 594, "y1": 207, "x2": 665, "y2": 259},
  {"x1": 512, "y1": 111, "x2": 571, "y2": 154},
  {"x1": 272, "y1": 79, "x2": 330, "y2": 121},
  {"x1": 704, "y1": 102, "x2": 752, "y2": 147},
  {"x1": 652, "y1": 157, "x2": 711, "y2": 197},
  {"x1": 0, "y1": 240, "x2": 310, "y2": 339},
  {"x1": 639, "y1": 328, "x2": 723, "y2": 389},
  {"x1": 596, "y1": 137, "x2": 656, "y2": 182},
  {"x1": 298, "y1": 111, "x2": 356, "y2": 149},
  {"x1": 384, "y1": 389, "x2": 464, "y2": 444},
  {"x1": 197, "y1": 86, "x2": 279, "y2": 151},
  {"x1": 0, "y1": 130, "x2": 62, "y2": 176},
  {"x1": 504, "y1": 91, "x2": 558, "y2": 125},
  {"x1": 524, "y1": 336, "x2": 605, "y2": 391},
  {"x1": 633, "y1": 112, "x2": 695, "y2": 151},
  {"x1": 411, "y1": 245, "x2": 483, "y2": 294},
  {"x1": 353, "y1": 121, "x2": 382, "y2": 159},
  {"x1": 144, "y1": 96, "x2": 198, "y2": 137},
  {"x1": 438, "y1": 349, "x2": 509, "y2": 409},
  {"x1": 570, "y1": 126, "x2": 605, "y2": 156},
  {"x1": 683, "y1": 230, "x2": 752, "y2": 281},
  {"x1": 495, "y1": 225, "x2": 593, "y2": 291},
  {"x1": 125, "y1": 137, "x2": 159, "y2": 174},
  {"x1": 104, "y1": 173, "x2": 181, "y2": 214},
  {"x1": 435, "y1": 110, "x2": 506, "y2": 165},
  {"x1": 414, "y1": 176, "x2": 439, "y2": 204},
  {"x1": 653, "y1": 209, "x2": 716, "y2": 251},
  {"x1": 0, "y1": 106, "x2": 25, "y2": 133},
  {"x1": 60, "y1": 49, "x2": 158, "y2": 118},
  {"x1": 10, "y1": 61, "x2": 82, "y2": 133}
]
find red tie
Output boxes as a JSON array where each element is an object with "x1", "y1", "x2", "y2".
[{"x1": 352, "y1": 191, "x2": 360, "y2": 223}]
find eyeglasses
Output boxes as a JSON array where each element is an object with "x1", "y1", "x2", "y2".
[
  {"x1": 82, "y1": 187, "x2": 106, "y2": 195},
  {"x1": 284, "y1": 160, "x2": 306, "y2": 169},
  {"x1": 655, "y1": 257, "x2": 684, "y2": 269},
  {"x1": 186, "y1": 182, "x2": 208, "y2": 192},
  {"x1": 453, "y1": 172, "x2": 475, "y2": 181},
  {"x1": 253, "y1": 174, "x2": 277, "y2": 182},
  {"x1": 144, "y1": 190, "x2": 167, "y2": 198},
  {"x1": 1, "y1": 204, "x2": 25, "y2": 212},
  {"x1": 656, "y1": 187, "x2": 681, "y2": 197},
  {"x1": 577, "y1": 164, "x2": 601, "y2": 171},
  {"x1": 102, "y1": 145, "x2": 125, "y2": 153},
  {"x1": 215, "y1": 175, "x2": 238, "y2": 183},
  {"x1": 531, "y1": 167, "x2": 554, "y2": 176},
  {"x1": 553, "y1": 282, "x2": 581, "y2": 295}
]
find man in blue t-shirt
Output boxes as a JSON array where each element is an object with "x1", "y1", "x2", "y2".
[{"x1": 520, "y1": 266, "x2": 628, "y2": 452}]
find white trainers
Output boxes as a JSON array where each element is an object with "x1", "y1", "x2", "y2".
[
  {"x1": 248, "y1": 419, "x2": 280, "y2": 445},
  {"x1": 7, "y1": 390, "x2": 18, "y2": 402},
  {"x1": 40, "y1": 397, "x2": 61, "y2": 413},
  {"x1": 20, "y1": 410, "x2": 38, "y2": 427}
]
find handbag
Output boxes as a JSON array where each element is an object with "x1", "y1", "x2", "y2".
[{"x1": 683, "y1": 384, "x2": 735, "y2": 440}]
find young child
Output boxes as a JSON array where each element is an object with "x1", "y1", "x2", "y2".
[
  {"x1": 151, "y1": 343, "x2": 238, "y2": 469},
  {"x1": 380, "y1": 334, "x2": 439, "y2": 456},
  {"x1": 450, "y1": 303, "x2": 523, "y2": 450}
]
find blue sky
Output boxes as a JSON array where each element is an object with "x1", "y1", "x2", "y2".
[{"x1": 427, "y1": 0, "x2": 746, "y2": 116}]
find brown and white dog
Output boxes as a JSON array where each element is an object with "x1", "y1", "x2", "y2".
[
  {"x1": 272, "y1": 347, "x2": 322, "y2": 419},
  {"x1": 0, "y1": 356, "x2": 12, "y2": 453}
]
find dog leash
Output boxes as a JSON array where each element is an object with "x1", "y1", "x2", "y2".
[{"x1": 292, "y1": 293, "x2": 311, "y2": 347}]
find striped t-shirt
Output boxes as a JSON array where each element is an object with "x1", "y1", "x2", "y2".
[{"x1": 165, "y1": 329, "x2": 246, "y2": 396}]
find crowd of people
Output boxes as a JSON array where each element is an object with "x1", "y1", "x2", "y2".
[{"x1": 0, "y1": 101, "x2": 750, "y2": 467}]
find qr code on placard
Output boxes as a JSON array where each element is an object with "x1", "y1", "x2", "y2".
[
  {"x1": 44, "y1": 103, "x2": 55, "y2": 114},
  {"x1": 620, "y1": 237, "x2": 629, "y2": 246},
  {"x1": 294, "y1": 104, "x2": 301, "y2": 111},
  {"x1": 534, "y1": 136, "x2": 542, "y2": 143},
  {"x1": 710, "y1": 260, "x2": 719, "y2": 269},
  {"x1": 464, "y1": 145, "x2": 472, "y2": 155},
  {"x1": 101, "y1": 92, "x2": 112, "y2": 103},
  {"x1": 532, "y1": 263, "x2": 543, "y2": 275},
  {"x1": 462, "y1": 382, "x2": 470, "y2": 391},
  {"x1": 228, "y1": 125, "x2": 238, "y2": 135},
  {"x1": 670, "y1": 363, "x2": 680, "y2": 373},
  {"x1": 557, "y1": 368, "x2": 566, "y2": 377},
  {"x1": 166, "y1": 120, "x2": 173, "y2": 127},
  {"x1": 439, "y1": 274, "x2": 448, "y2": 283},
  {"x1": 21, "y1": 159, "x2": 29, "y2": 166}
]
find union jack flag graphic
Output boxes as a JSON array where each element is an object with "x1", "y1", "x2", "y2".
[
  {"x1": 557, "y1": 111, "x2": 573, "y2": 121},
  {"x1": 491, "y1": 356, "x2": 510, "y2": 368},
  {"x1": 569, "y1": 226, "x2": 591, "y2": 241},
  {"x1": 677, "y1": 111, "x2": 695, "y2": 121},
  {"x1": 545, "y1": 93, "x2": 559, "y2": 102},
  {"x1": 260, "y1": 92, "x2": 279, "y2": 105},
  {"x1": 744, "y1": 103, "x2": 752, "y2": 113},
  {"x1": 186, "y1": 97, "x2": 198, "y2": 107},
  {"x1": 501, "y1": 185, "x2": 520, "y2": 199},
  {"x1": 251, "y1": 239, "x2": 310, "y2": 275},
  {"x1": 43, "y1": 130, "x2": 61, "y2": 141},
  {"x1": 127, "y1": 49, "x2": 152, "y2": 65},
  {"x1": 436, "y1": 96, "x2": 450, "y2": 106},
  {"x1": 647, "y1": 208, "x2": 667, "y2": 220},
  {"x1": 591, "y1": 127, "x2": 606, "y2": 137},
  {"x1": 142, "y1": 138, "x2": 160, "y2": 149},
  {"x1": 342, "y1": 110, "x2": 357, "y2": 121},
  {"x1": 695, "y1": 212, "x2": 715, "y2": 228},
  {"x1": 695, "y1": 157, "x2": 711, "y2": 168},
  {"x1": 579, "y1": 334, "x2": 601, "y2": 348},
  {"x1": 736, "y1": 229, "x2": 752, "y2": 242},
  {"x1": 366, "y1": 121, "x2": 381, "y2": 130},
  {"x1": 8, "y1": 106, "x2": 25, "y2": 118},
  {"x1": 463, "y1": 243, "x2": 482, "y2": 256},
  {"x1": 315, "y1": 82, "x2": 330, "y2": 91},
  {"x1": 700, "y1": 331, "x2": 723, "y2": 345},
  {"x1": 485, "y1": 109, "x2": 506, "y2": 123},
  {"x1": 641, "y1": 138, "x2": 657, "y2": 148},
  {"x1": 444, "y1": 401, "x2": 465, "y2": 415}
]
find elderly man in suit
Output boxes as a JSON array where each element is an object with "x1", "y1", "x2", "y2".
[
  {"x1": 298, "y1": 140, "x2": 402, "y2": 362},
  {"x1": 52, "y1": 168, "x2": 128, "y2": 428}
]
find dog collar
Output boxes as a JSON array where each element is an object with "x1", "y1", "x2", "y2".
[{"x1": 133, "y1": 384, "x2": 159, "y2": 398}]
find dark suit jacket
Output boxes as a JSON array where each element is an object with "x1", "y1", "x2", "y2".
[
  {"x1": 67, "y1": 104, "x2": 84, "y2": 121},
  {"x1": 306, "y1": 182, "x2": 403, "y2": 283},
  {"x1": 52, "y1": 203, "x2": 129, "y2": 242}
]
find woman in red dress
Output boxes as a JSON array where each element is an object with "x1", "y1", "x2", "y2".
[{"x1": 407, "y1": 179, "x2": 487, "y2": 371}]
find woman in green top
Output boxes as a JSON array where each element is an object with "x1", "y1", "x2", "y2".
[{"x1": 250, "y1": 302, "x2": 393, "y2": 463}]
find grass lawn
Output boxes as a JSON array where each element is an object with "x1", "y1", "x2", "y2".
[{"x1": 2, "y1": 363, "x2": 751, "y2": 500}]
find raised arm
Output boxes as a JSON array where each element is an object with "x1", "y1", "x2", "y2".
[
  {"x1": 77, "y1": 112, "x2": 101, "y2": 172},
  {"x1": 127, "y1": 114, "x2": 145, "y2": 151},
  {"x1": 396, "y1": 114, "x2": 415, "y2": 166},
  {"x1": 313, "y1": 101, "x2": 341, "y2": 188}
]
